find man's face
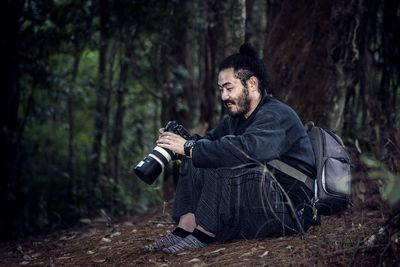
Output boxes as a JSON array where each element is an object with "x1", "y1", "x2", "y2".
[{"x1": 218, "y1": 68, "x2": 251, "y2": 117}]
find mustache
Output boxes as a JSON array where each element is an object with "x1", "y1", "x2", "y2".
[{"x1": 223, "y1": 100, "x2": 235, "y2": 106}]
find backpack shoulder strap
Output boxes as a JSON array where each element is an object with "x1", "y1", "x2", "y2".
[{"x1": 267, "y1": 159, "x2": 314, "y2": 192}]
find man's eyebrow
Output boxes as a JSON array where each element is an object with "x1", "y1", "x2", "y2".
[{"x1": 218, "y1": 82, "x2": 232, "y2": 88}]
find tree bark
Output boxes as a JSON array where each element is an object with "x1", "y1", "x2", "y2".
[
  {"x1": 344, "y1": 0, "x2": 400, "y2": 158},
  {"x1": 90, "y1": 0, "x2": 110, "y2": 211},
  {"x1": 264, "y1": 0, "x2": 361, "y2": 133},
  {"x1": 158, "y1": 1, "x2": 198, "y2": 200},
  {"x1": 199, "y1": 3, "x2": 218, "y2": 129},
  {"x1": 245, "y1": 0, "x2": 267, "y2": 56},
  {"x1": 0, "y1": 0, "x2": 24, "y2": 239},
  {"x1": 66, "y1": 49, "x2": 80, "y2": 208},
  {"x1": 225, "y1": 0, "x2": 246, "y2": 55},
  {"x1": 200, "y1": 0, "x2": 247, "y2": 129}
]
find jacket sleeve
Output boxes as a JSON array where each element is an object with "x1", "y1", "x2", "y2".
[
  {"x1": 192, "y1": 111, "x2": 290, "y2": 168},
  {"x1": 198, "y1": 116, "x2": 229, "y2": 141}
]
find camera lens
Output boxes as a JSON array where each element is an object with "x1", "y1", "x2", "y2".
[
  {"x1": 134, "y1": 120, "x2": 188, "y2": 185},
  {"x1": 134, "y1": 146, "x2": 174, "y2": 185}
]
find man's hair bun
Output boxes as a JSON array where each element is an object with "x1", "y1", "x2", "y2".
[
  {"x1": 219, "y1": 42, "x2": 269, "y2": 94},
  {"x1": 239, "y1": 43, "x2": 258, "y2": 58}
]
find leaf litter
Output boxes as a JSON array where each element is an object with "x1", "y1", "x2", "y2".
[{"x1": 0, "y1": 179, "x2": 393, "y2": 266}]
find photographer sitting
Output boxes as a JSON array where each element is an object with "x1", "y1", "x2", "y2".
[{"x1": 144, "y1": 43, "x2": 316, "y2": 254}]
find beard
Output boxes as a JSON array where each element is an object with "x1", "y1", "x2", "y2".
[{"x1": 224, "y1": 86, "x2": 251, "y2": 117}]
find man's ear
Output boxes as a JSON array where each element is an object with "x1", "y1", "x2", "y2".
[{"x1": 247, "y1": 76, "x2": 259, "y2": 92}]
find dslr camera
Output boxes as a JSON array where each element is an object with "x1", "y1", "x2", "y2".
[{"x1": 134, "y1": 121, "x2": 191, "y2": 185}]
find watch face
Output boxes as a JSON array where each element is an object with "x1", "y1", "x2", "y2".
[
  {"x1": 185, "y1": 140, "x2": 195, "y2": 148},
  {"x1": 184, "y1": 140, "x2": 195, "y2": 156}
]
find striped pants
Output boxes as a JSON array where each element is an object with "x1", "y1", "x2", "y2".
[{"x1": 172, "y1": 159, "x2": 313, "y2": 241}]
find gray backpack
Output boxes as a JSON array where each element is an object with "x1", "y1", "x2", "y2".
[{"x1": 268, "y1": 124, "x2": 352, "y2": 217}]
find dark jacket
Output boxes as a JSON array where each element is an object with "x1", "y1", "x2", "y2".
[{"x1": 192, "y1": 94, "x2": 316, "y2": 206}]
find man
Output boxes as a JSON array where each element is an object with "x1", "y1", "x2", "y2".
[{"x1": 145, "y1": 43, "x2": 316, "y2": 254}]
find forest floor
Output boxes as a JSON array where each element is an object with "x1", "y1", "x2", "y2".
[{"x1": 0, "y1": 180, "x2": 398, "y2": 267}]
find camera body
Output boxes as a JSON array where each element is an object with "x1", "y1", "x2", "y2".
[{"x1": 134, "y1": 121, "x2": 191, "y2": 185}]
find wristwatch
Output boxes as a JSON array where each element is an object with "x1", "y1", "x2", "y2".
[{"x1": 183, "y1": 140, "x2": 196, "y2": 158}]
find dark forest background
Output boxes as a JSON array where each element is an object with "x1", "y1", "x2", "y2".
[{"x1": 0, "y1": 0, "x2": 399, "y2": 240}]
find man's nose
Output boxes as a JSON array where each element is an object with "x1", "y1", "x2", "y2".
[{"x1": 221, "y1": 90, "x2": 229, "y2": 101}]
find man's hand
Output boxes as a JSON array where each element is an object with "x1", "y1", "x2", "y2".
[{"x1": 156, "y1": 131, "x2": 186, "y2": 155}]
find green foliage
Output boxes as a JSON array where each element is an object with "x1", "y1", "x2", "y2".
[
  {"x1": 361, "y1": 155, "x2": 400, "y2": 206},
  {"x1": 9, "y1": 0, "x2": 181, "y2": 237}
]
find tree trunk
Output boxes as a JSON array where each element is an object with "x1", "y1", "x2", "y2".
[
  {"x1": 109, "y1": 52, "x2": 127, "y2": 184},
  {"x1": 225, "y1": 0, "x2": 246, "y2": 55},
  {"x1": 264, "y1": 0, "x2": 361, "y2": 133},
  {"x1": 199, "y1": 2, "x2": 218, "y2": 129},
  {"x1": 0, "y1": 0, "x2": 24, "y2": 240},
  {"x1": 107, "y1": 36, "x2": 129, "y2": 212},
  {"x1": 200, "y1": 0, "x2": 247, "y2": 129},
  {"x1": 66, "y1": 49, "x2": 81, "y2": 207},
  {"x1": 349, "y1": 0, "x2": 400, "y2": 157},
  {"x1": 90, "y1": 0, "x2": 110, "y2": 212},
  {"x1": 158, "y1": 1, "x2": 196, "y2": 200},
  {"x1": 159, "y1": 0, "x2": 247, "y2": 200},
  {"x1": 245, "y1": 0, "x2": 267, "y2": 56}
]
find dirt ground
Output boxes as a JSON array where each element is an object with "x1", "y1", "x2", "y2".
[{"x1": 0, "y1": 180, "x2": 398, "y2": 267}]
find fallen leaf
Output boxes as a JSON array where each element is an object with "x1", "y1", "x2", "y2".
[
  {"x1": 19, "y1": 261, "x2": 29, "y2": 265},
  {"x1": 31, "y1": 252, "x2": 41, "y2": 258},
  {"x1": 93, "y1": 259, "x2": 106, "y2": 263},
  {"x1": 59, "y1": 234, "x2": 76, "y2": 241},
  {"x1": 23, "y1": 255, "x2": 32, "y2": 261},
  {"x1": 101, "y1": 237, "x2": 112, "y2": 243},
  {"x1": 187, "y1": 258, "x2": 201, "y2": 263},
  {"x1": 17, "y1": 246, "x2": 24, "y2": 254},
  {"x1": 355, "y1": 139, "x2": 362, "y2": 153},
  {"x1": 57, "y1": 256, "x2": 72, "y2": 260},
  {"x1": 356, "y1": 181, "x2": 366, "y2": 202},
  {"x1": 186, "y1": 258, "x2": 205, "y2": 266},
  {"x1": 123, "y1": 222, "x2": 134, "y2": 226},
  {"x1": 94, "y1": 218, "x2": 108, "y2": 223},
  {"x1": 110, "y1": 232, "x2": 121, "y2": 238},
  {"x1": 49, "y1": 257, "x2": 56, "y2": 267},
  {"x1": 366, "y1": 234, "x2": 377, "y2": 246},
  {"x1": 391, "y1": 232, "x2": 399, "y2": 243},
  {"x1": 87, "y1": 250, "x2": 95, "y2": 255},
  {"x1": 203, "y1": 248, "x2": 226, "y2": 256},
  {"x1": 239, "y1": 251, "x2": 253, "y2": 258},
  {"x1": 260, "y1": 250, "x2": 269, "y2": 258},
  {"x1": 80, "y1": 218, "x2": 92, "y2": 224}
]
